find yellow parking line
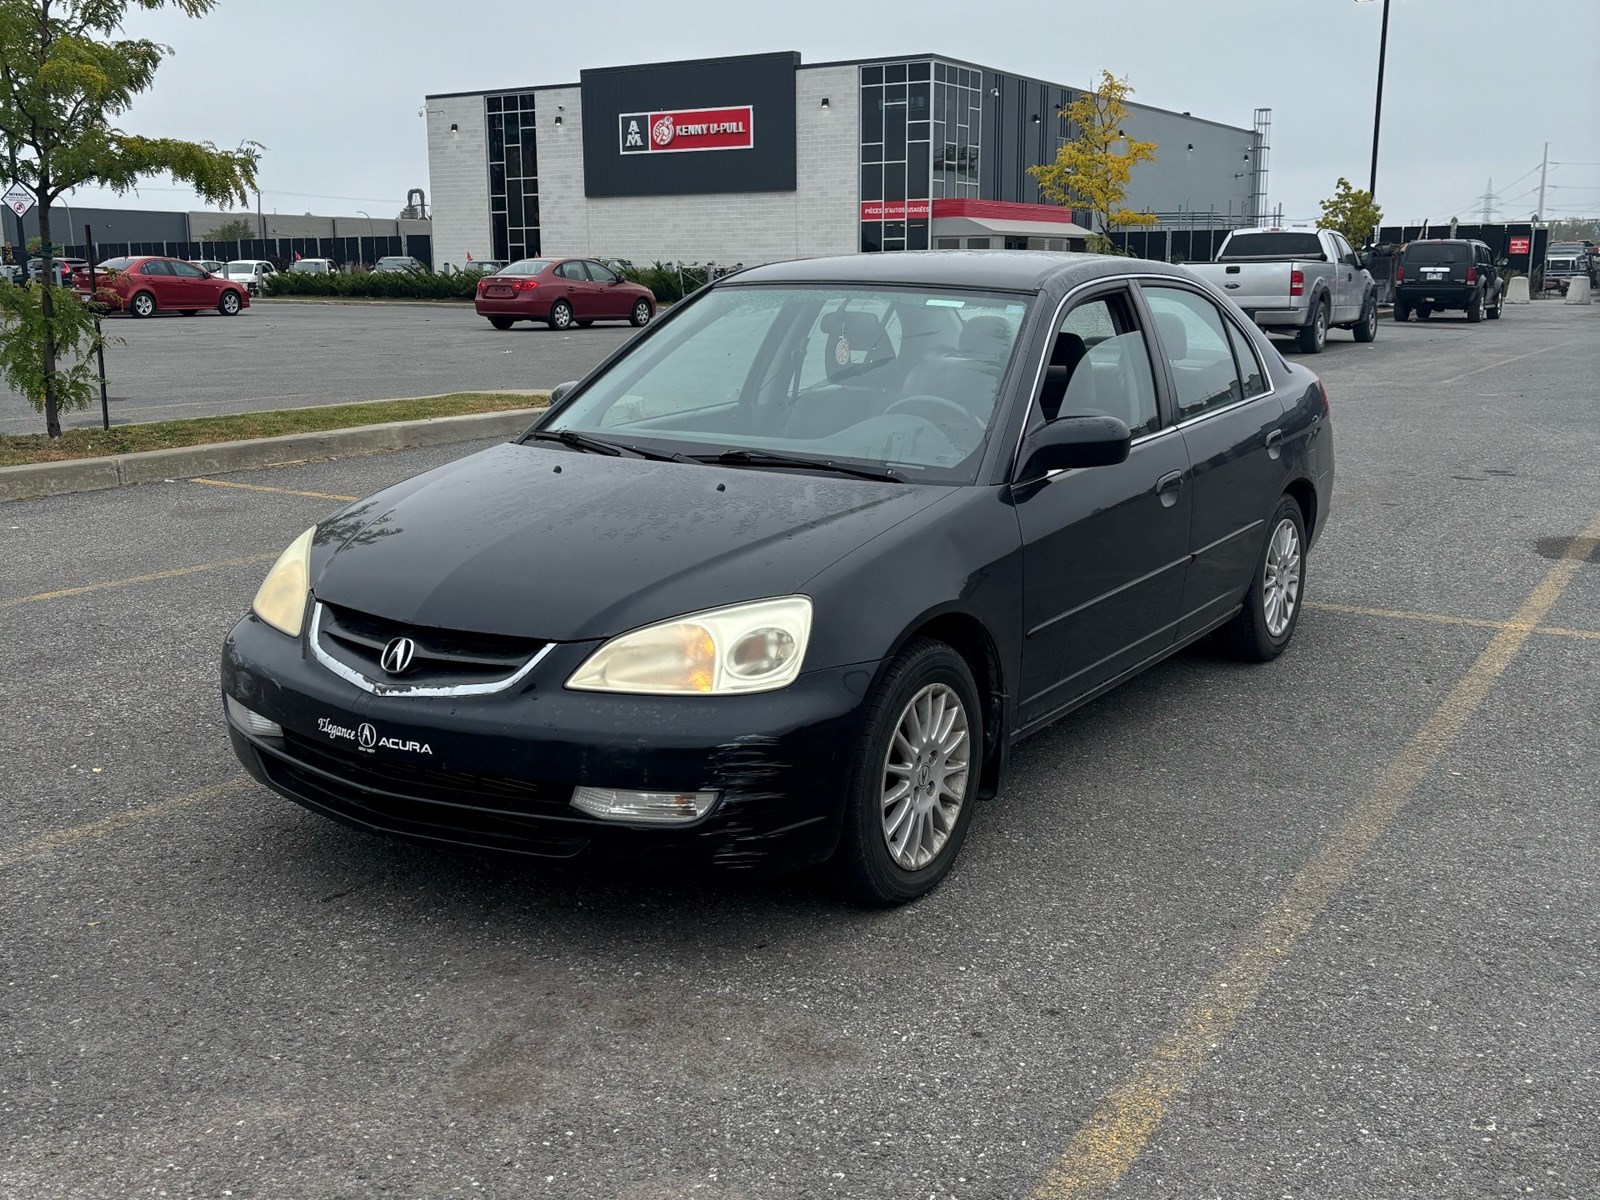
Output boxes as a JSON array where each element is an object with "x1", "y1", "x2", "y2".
[
  {"x1": 1307, "y1": 600, "x2": 1600, "y2": 642},
  {"x1": 191, "y1": 477, "x2": 358, "y2": 502},
  {"x1": 1033, "y1": 511, "x2": 1600, "y2": 1200},
  {"x1": 0, "y1": 553, "x2": 279, "y2": 610},
  {"x1": 0, "y1": 778, "x2": 251, "y2": 871}
]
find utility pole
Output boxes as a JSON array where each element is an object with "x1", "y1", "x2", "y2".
[
  {"x1": 1479, "y1": 177, "x2": 1494, "y2": 224},
  {"x1": 1536, "y1": 142, "x2": 1549, "y2": 222}
]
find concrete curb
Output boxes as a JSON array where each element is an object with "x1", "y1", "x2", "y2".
[{"x1": 0, "y1": 406, "x2": 545, "y2": 504}]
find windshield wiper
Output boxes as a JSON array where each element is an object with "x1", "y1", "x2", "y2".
[
  {"x1": 527, "y1": 429, "x2": 694, "y2": 463},
  {"x1": 699, "y1": 448, "x2": 903, "y2": 483}
]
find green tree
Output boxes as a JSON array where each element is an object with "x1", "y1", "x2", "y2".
[
  {"x1": 1028, "y1": 70, "x2": 1159, "y2": 252},
  {"x1": 1316, "y1": 177, "x2": 1384, "y2": 248},
  {"x1": 0, "y1": 0, "x2": 259, "y2": 437},
  {"x1": 203, "y1": 215, "x2": 255, "y2": 242}
]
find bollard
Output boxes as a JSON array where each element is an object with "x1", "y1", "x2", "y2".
[
  {"x1": 1563, "y1": 276, "x2": 1592, "y2": 305},
  {"x1": 1504, "y1": 276, "x2": 1531, "y2": 305}
]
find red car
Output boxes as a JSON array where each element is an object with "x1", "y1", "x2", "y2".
[
  {"x1": 474, "y1": 257, "x2": 654, "y2": 331},
  {"x1": 73, "y1": 255, "x2": 250, "y2": 318}
]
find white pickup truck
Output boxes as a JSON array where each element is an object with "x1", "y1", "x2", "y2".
[{"x1": 1188, "y1": 226, "x2": 1378, "y2": 353}]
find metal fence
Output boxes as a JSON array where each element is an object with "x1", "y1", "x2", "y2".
[{"x1": 23, "y1": 234, "x2": 434, "y2": 270}]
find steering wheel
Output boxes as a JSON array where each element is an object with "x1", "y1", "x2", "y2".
[{"x1": 884, "y1": 394, "x2": 987, "y2": 435}]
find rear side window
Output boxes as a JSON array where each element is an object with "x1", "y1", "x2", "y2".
[
  {"x1": 1225, "y1": 321, "x2": 1267, "y2": 399},
  {"x1": 141, "y1": 260, "x2": 173, "y2": 276},
  {"x1": 1403, "y1": 242, "x2": 1470, "y2": 265},
  {"x1": 555, "y1": 261, "x2": 588, "y2": 280},
  {"x1": 1142, "y1": 285, "x2": 1244, "y2": 419},
  {"x1": 503, "y1": 259, "x2": 550, "y2": 275},
  {"x1": 1217, "y1": 232, "x2": 1324, "y2": 261}
]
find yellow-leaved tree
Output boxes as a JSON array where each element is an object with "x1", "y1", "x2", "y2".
[{"x1": 1028, "y1": 70, "x2": 1158, "y2": 252}]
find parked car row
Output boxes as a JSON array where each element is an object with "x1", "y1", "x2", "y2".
[{"x1": 71, "y1": 255, "x2": 250, "y2": 316}]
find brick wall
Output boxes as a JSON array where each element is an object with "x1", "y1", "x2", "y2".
[{"x1": 425, "y1": 95, "x2": 491, "y2": 271}]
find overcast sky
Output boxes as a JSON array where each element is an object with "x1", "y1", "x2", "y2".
[{"x1": 61, "y1": 0, "x2": 1600, "y2": 229}]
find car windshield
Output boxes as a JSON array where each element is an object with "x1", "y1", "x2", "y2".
[
  {"x1": 225, "y1": 263, "x2": 255, "y2": 273},
  {"x1": 538, "y1": 284, "x2": 1033, "y2": 484},
  {"x1": 1403, "y1": 243, "x2": 1470, "y2": 265},
  {"x1": 500, "y1": 259, "x2": 549, "y2": 275},
  {"x1": 1217, "y1": 232, "x2": 1325, "y2": 261}
]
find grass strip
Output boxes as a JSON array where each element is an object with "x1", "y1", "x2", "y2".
[{"x1": 0, "y1": 392, "x2": 547, "y2": 467}]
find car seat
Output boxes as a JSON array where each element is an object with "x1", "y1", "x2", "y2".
[{"x1": 1038, "y1": 333, "x2": 1088, "y2": 421}]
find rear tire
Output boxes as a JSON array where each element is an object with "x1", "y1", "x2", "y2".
[
  {"x1": 1487, "y1": 293, "x2": 1502, "y2": 319},
  {"x1": 1353, "y1": 296, "x2": 1378, "y2": 342},
  {"x1": 488, "y1": 315, "x2": 514, "y2": 330},
  {"x1": 1466, "y1": 290, "x2": 1483, "y2": 323},
  {"x1": 1295, "y1": 300, "x2": 1328, "y2": 354},
  {"x1": 1218, "y1": 496, "x2": 1307, "y2": 663},
  {"x1": 547, "y1": 300, "x2": 574, "y2": 330},
  {"x1": 130, "y1": 290, "x2": 156, "y2": 318},
  {"x1": 831, "y1": 639, "x2": 981, "y2": 907}
]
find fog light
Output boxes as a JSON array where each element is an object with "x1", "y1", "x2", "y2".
[
  {"x1": 225, "y1": 695, "x2": 283, "y2": 738},
  {"x1": 570, "y1": 786, "x2": 719, "y2": 824}
]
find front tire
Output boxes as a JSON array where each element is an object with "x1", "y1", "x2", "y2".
[
  {"x1": 1296, "y1": 300, "x2": 1328, "y2": 353},
  {"x1": 547, "y1": 300, "x2": 574, "y2": 330},
  {"x1": 217, "y1": 290, "x2": 241, "y2": 316},
  {"x1": 832, "y1": 639, "x2": 981, "y2": 906},
  {"x1": 630, "y1": 299, "x2": 653, "y2": 328},
  {"x1": 130, "y1": 290, "x2": 156, "y2": 318},
  {"x1": 1218, "y1": 496, "x2": 1306, "y2": 662}
]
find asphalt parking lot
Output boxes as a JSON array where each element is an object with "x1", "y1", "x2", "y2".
[
  {"x1": 0, "y1": 300, "x2": 639, "y2": 434},
  {"x1": 2, "y1": 302, "x2": 1596, "y2": 1198}
]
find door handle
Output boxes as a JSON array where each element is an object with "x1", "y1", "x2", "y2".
[
  {"x1": 1265, "y1": 429, "x2": 1284, "y2": 460},
  {"x1": 1155, "y1": 470, "x2": 1183, "y2": 508}
]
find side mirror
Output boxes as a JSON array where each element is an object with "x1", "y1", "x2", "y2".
[
  {"x1": 549, "y1": 380, "x2": 579, "y2": 405},
  {"x1": 1018, "y1": 415, "x2": 1131, "y2": 479},
  {"x1": 1496, "y1": 256, "x2": 1509, "y2": 268}
]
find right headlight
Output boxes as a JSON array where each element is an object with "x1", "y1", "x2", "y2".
[
  {"x1": 251, "y1": 526, "x2": 315, "y2": 638},
  {"x1": 566, "y1": 596, "x2": 813, "y2": 696}
]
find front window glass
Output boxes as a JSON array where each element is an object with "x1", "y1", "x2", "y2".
[
  {"x1": 541, "y1": 285, "x2": 1033, "y2": 483},
  {"x1": 587, "y1": 262, "x2": 619, "y2": 283},
  {"x1": 1039, "y1": 293, "x2": 1158, "y2": 436}
]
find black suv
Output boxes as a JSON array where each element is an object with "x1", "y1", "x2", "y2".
[{"x1": 1393, "y1": 239, "x2": 1503, "y2": 323}]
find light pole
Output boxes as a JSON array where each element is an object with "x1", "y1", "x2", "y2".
[
  {"x1": 357, "y1": 209, "x2": 372, "y2": 266},
  {"x1": 1356, "y1": 0, "x2": 1391, "y2": 202}
]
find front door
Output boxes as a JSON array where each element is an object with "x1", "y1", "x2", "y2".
[
  {"x1": 1015, "y1": 287, "x2": 1193, "y2": 731},
  {"x1": 166, "y1": 259, "x2": 211, "y2": 306},
  {"x1": 583, "y1": 260, "x2": 628, "y2": 317},
  {"x1": 1140, "y1": 282, "x2": 1291, "y2": 640}
]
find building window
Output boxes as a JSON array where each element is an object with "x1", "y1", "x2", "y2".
[
  {"x1": 930, "y1": 62, "x2": 982, "y2": 203},
  {"x1": 935, "y1": 237, "x2": 961, "y2": 249},
  {"x1": 860, "y1": 59, "x2": 935, "y2": 253},
  {"x1": 487, "y1": 91, "x2": 539, "y2": 260}
]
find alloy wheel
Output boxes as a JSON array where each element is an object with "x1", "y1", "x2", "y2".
[
  {"x1": 1262, "y1": 517, "x2": 1302, "y2": 637},
  {"x1": 633, "y1": 301, "x2": 651, "y2": 326},
  {"x1": 880, "y1": 683, "x2": 970, "y2": 871},
  {"x1": 552, "y1": 303, "x2": 572, "y2": 329}
]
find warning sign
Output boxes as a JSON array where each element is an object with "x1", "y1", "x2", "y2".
[{"x1": 3, "y1": 181, "x2": 34, "y2": 218}]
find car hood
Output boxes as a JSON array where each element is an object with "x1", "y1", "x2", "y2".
[{"x1": 309, "y1": 441, "x2": 952, "y2": 642}]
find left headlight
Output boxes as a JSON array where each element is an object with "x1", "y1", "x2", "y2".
[
  {"x1": 566, "y1": 596, "x2": 813, "y2": 696},
  {"x1": 251, "y1": 526, "x2": 315, "y2": 638}
]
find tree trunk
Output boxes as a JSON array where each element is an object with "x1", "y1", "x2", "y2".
[{"x1": 37, "y1": 198, "x2": 60, "y2": 438}]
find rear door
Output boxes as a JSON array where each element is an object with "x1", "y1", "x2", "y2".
[
  {"x1": 552, "y1": 260, "x2": 595, "y2": 318},
  {"x1": 1014, "y1": 284, "x2": 1193, "y2": 730},
  {"x1": 1328, "y1": 232, "x2": 1362, "y2": 320},
  {"x1": 138, "y1": 259, "x2": 179, "y2": 305},
  {"x1": 1140, "y1": 282, "x2": 1290, "y2": 640}
]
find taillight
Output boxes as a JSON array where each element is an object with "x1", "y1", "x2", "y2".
[
  {"x1": 1466, "y1": 266, "x2": 1478, "y2": 283},
  {"x1": 1290, "y1": 269, "x2": 1304, "y2": 297},
  {"x1": 476, "y1": 277, "x2": 488, "y2": 291},
  {"x1": 1395, "y1": 264, "x2": 1404, "y2": 283},
  {"x1": 513, "y1": 279, "x2": 539, "y2": 292}
]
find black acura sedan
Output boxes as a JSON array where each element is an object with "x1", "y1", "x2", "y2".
[{"x1": 223, "y1": 252, "x2": 1333, "y2": 905}]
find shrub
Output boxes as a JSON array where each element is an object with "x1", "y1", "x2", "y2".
[
  {"x1": 263, "y1": 269, "x2": 482, "y2": 300},
  {"x1": 619, "y1": 261, "x2": 714, "y2": 305}
]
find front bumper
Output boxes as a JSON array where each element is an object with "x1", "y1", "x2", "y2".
[{"x1": 222, "y1": 612, "x2": 876, "y2": 876}]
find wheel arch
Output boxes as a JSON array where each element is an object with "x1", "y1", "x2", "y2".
[
  {"x1": 895, "y1": 610, "x2": 1007, "y2": 801},
  {"x1": 1284, "y1": 476, "x2": 1318, "y2": 541}
]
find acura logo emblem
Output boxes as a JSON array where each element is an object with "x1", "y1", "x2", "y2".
[
  {"x1": 358, "y1": 722, "x2": 377, "y2": 750},
  {"x1": 380, "y1": 636, "x2": 417, "y2": 675}
]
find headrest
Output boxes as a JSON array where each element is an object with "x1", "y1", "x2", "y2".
[
  {"x1": 1154, "y1": 312, "x2": 1187, "y2": 359},
  {"x1": 819, "y1": 310, "x2": 884, "y2": 344},
  {"x1": 1051, "y1": 332, "x2": 1088, "y2": 369},
  {"x1": 959, "y1": 314, "x2": 1012, "y2": 355}
]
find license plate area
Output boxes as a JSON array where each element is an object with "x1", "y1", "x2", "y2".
[{"x1": 487, "y1": 286, "x2": 514, "y2": 298}]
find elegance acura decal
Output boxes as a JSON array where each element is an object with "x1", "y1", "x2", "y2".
[{"x1": 619, "y1": 105, "x2": 754, "y2": 154}]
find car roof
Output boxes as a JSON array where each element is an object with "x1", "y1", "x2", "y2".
[{"x1": 732, "y1": 250, "x2": 1189, "y2": 293}]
